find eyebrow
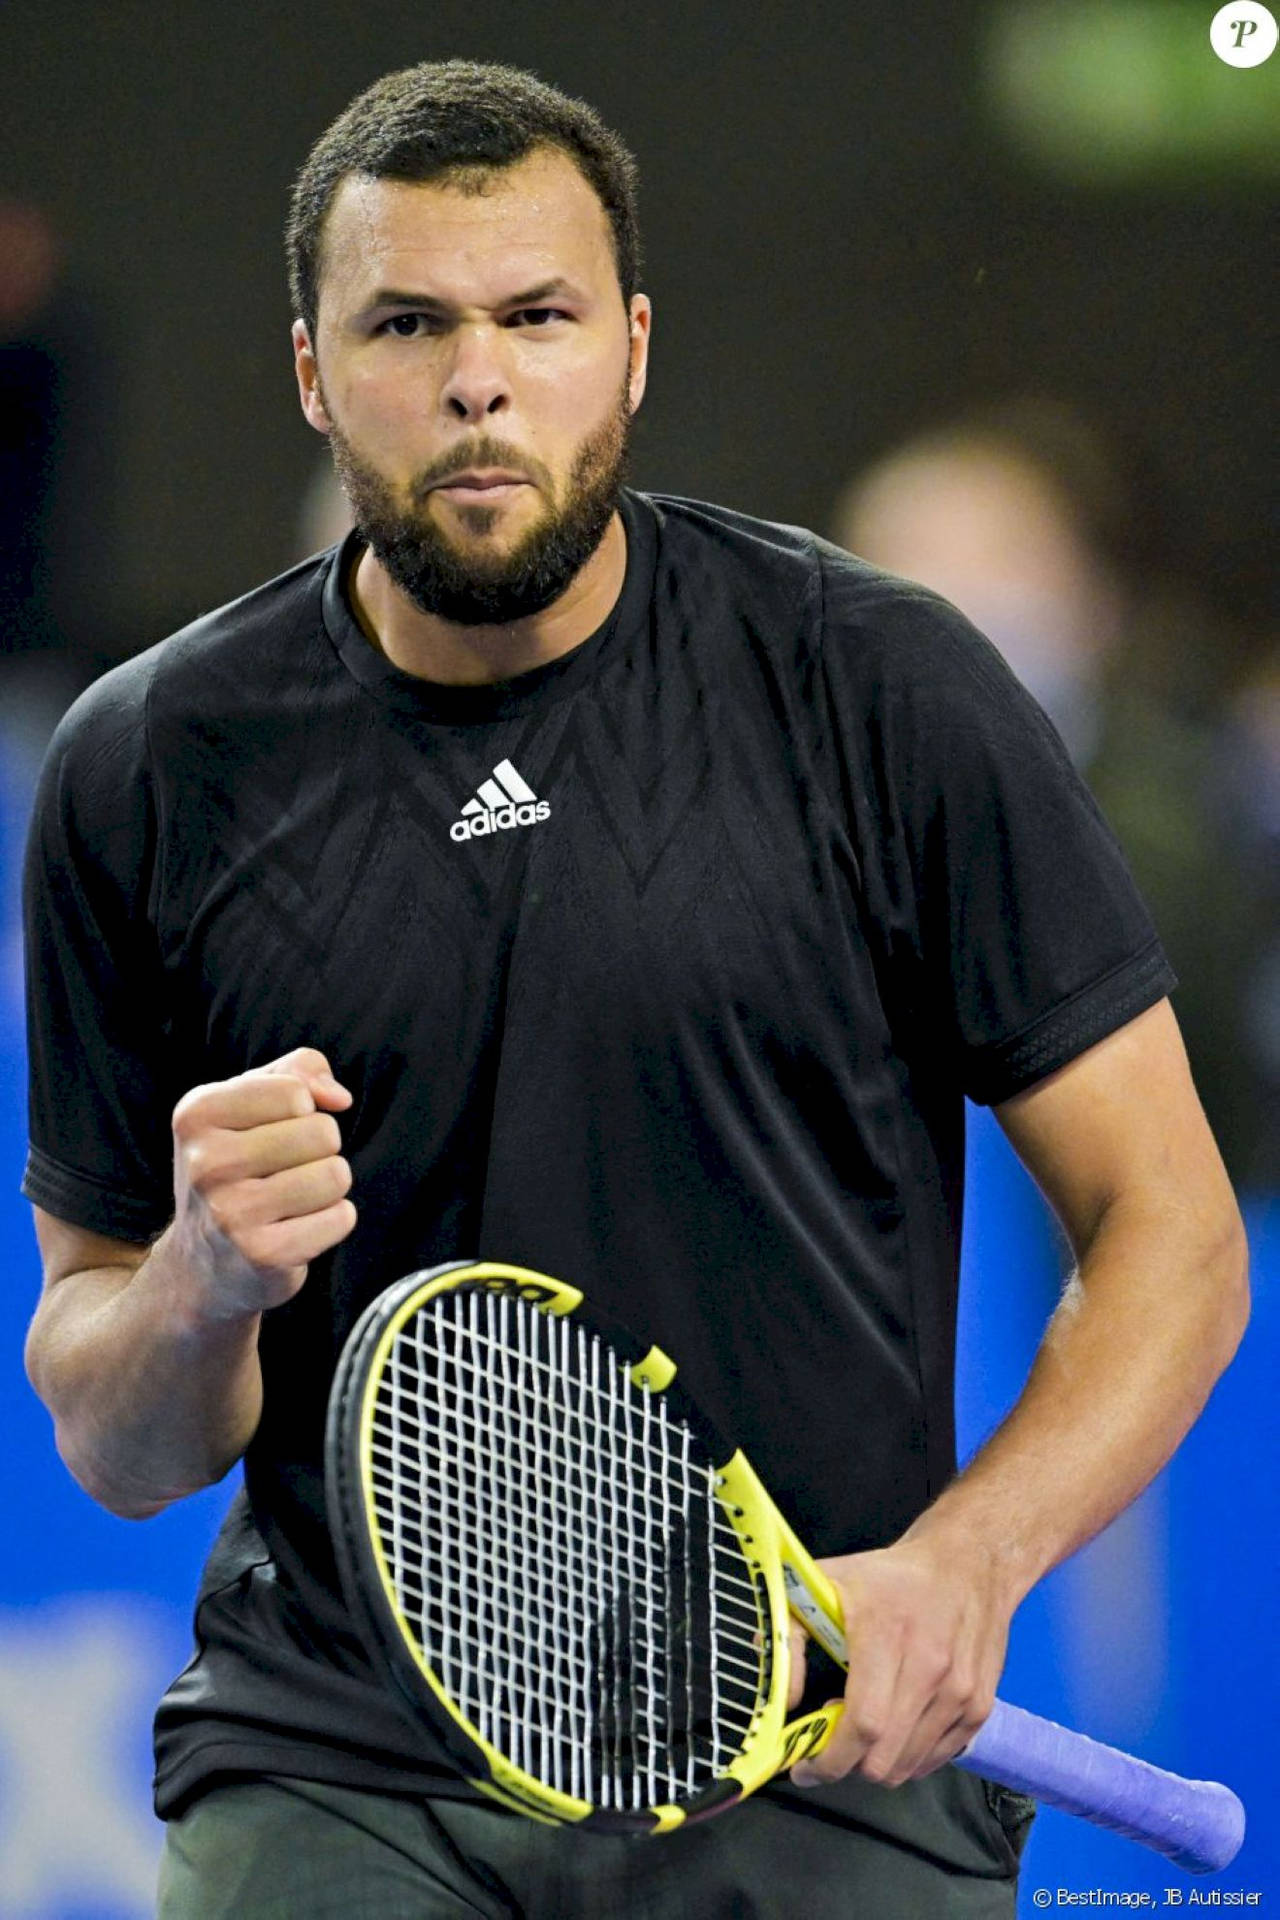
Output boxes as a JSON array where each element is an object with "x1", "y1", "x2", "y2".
[{"x1": 360, "y1": 277, "x2": 583, "y2": 315}]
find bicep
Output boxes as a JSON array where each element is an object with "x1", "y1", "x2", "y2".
[
  {"x1": 33, "y1": 1206, "x2": 154, "y2": 1288},
  {"x1": 992, "y1": 999, "x2": 1239, "y2": 1256}
]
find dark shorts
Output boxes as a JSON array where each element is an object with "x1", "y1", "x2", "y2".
[{"x1": 156, "y1": 1773, "x2": 1033, "y2": 1919}]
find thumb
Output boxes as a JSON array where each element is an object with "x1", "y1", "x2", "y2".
[{"x1": 259, "y1": 1046, "x2": 352, "y2": 1110}]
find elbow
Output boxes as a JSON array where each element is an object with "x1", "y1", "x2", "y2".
[
  {"x1": 24, "y1": 1326, "x2": 168, "y2": 1519},
  {"x1": 23, "y1": 1313, "x2": 53, "y2": 1408},
  {"x1": 1218, "y1": 1204, "x2": 1251, "y2": 1364},
  {"x1": 90, "y1": 1476, "x2": 176, "y2": 1522},
  {"x1": 90, "y1": 1489, "x2": 174, "y2": 1523},
  {"x1": 1196, "y1": 1194, "x2": 1251, "y2": 1380},
  {"x1": 52, "y1": 1426, "x2": 176, "y2": 1520}
]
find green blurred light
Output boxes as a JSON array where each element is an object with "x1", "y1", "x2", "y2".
[{"x1": 984, "y1": 2, "x2": 1280, "y2": 182}]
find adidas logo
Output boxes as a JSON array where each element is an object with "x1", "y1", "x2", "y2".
[{"x1": 449, "y1": 759, "x2": 552, "y2": 842}]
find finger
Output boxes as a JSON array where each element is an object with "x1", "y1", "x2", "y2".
[
  {"x1": 868, "y1": 1702, "x2": 973, "y2": 1789},
  {"x1": 853, "y1": 1645, "x2": 987, "y2": 1787},
  {"x1": 259, "y1": 1048, "x2": 352, "y2": 1108},
  {"x1": 234, "y1": 1197, "x2": 358, "y2": 1274},
  {"x1": 176, "y1": 1073, "x2": 317, "y2": 1135},
  {"x1": 210, "y1": 1156, "x2": 353, "y2": 1234},
  {"x1": 901, "y1": 1707, "x2": 978, "y2": 1783},
  {"x1": 199, "y1": 1112, "x2": 343, "y2": 1183},
  {"x1": 858, "y1": 1697, "x2": 952, "y2": 1788},
  {"x1": 898, "y1": 1686, "x2": 996, "y2": 1784},
  {"x1": 792, "y1": 1640, "x2": 904, "y2": 1787}
]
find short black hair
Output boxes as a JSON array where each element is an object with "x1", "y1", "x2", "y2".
[{"x1": 286, "y1": 60, "x2": 642, "y2": 339}]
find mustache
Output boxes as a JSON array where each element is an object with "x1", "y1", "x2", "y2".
[{"x1": 410, "y1": 437, "x2": 553, "y2": 502}]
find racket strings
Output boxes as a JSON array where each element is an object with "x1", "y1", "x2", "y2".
[
  {"x1": 367, "y1": 1288, "x2": 771, "y2": 1811},
  {"x1": 367, "y1": 1420, "x2": 760, "y2": 1614}
]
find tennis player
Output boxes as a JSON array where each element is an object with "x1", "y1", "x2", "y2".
[{"x1": 22, "y1": 60, "x2": 1248, "y2": 1918}]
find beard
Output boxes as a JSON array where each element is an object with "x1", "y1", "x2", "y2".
[{"x1": 325, "y1": 383, "x2": 633, "y2": 627}]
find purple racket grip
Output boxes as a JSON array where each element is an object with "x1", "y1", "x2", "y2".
[{"x1": 954, "y1": 1699, "x2": 1245, "y2": 1874}]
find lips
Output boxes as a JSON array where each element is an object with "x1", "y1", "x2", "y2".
[{"x1": 433, "y1": 470, "x2": 528, "y2": 493}]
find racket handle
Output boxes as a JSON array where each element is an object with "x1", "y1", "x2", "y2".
[{"x1": 955, "y1": 1698, "x2": 1245, "y2": 1874}]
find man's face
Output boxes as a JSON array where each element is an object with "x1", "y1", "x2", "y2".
[{"x1": 293, "y1": 148, "x2": 650, "y2": 625}]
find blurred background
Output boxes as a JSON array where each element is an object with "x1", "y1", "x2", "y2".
[{"x1": 1, "y1": 1, "x2": 1275, "y2": 1912}]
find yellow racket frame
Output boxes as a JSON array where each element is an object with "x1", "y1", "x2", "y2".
[{"x1": 353, "y1": 1260, "x2": 848, "y2": 1831}]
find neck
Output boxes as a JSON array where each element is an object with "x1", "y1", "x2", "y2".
[{"x1": 349, "y1": 511, "x2": 627, "y2": 687}]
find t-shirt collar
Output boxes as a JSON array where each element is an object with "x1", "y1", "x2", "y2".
[{"x1": 321, "y1": 488, "x2": 657, "y2": 724}]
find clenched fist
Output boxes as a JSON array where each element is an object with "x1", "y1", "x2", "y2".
[{"x1": 169, "y1": 1046, "x2": 357, "y2": 1322}]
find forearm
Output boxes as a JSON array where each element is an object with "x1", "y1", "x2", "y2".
[
  {"x1": 795, "y1": 1008, "x2": 1251, "y2": 1791},
  {"x1": 904, "y1": 1187, "x2": 1249, "y2": 1607},
  {"x1": 25, "y1": 1223, "x2": 263, "y2": 1519},
  {"x1": 26, "y1": 1051, "x2": 356, "y2": 1519}
]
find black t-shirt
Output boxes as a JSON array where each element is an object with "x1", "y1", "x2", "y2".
[{"x1": 23, "y1": 489, "x2": 1172, "y2": 1853}]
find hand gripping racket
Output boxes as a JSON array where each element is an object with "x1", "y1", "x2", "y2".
[{"x1": 325, "y1": 1261, "x2": 1245, "y2": 1871}]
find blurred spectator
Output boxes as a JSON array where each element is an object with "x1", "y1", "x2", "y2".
[
  {"x1": 0, "y1": 200, "x2": 63, "y2": 659},
  {"x1": 0, "y1": 196, "x2": 119, "y2": 766},
  {"x1": 831, "y1": 398, "x2": 1273, "y2": 1186},
  {"x1": 1215, "y1": 650, "x2": 1280, "y2": 1186}
]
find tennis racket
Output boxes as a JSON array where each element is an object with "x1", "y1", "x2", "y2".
[{"x1": 324, "y1": 1260, "x2": 1245, "y2": 1872}]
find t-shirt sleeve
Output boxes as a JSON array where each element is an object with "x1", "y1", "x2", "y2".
[
  {"x1": 816, "y1": 556, "x2": 1177, "y2": 1104},
  {"x1": 22, "y1": 659, "x2": 178, "y2": 1239}
]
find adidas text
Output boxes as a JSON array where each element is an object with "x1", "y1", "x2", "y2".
[{"x1": 450, "y1": 799, "x2": 551, "y2": 842}]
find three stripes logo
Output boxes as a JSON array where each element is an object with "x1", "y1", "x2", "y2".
[{"x1": 449, "y1": 759, "x2": 551, "y2": 843}]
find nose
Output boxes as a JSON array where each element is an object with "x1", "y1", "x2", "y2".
[{"x1": 440, "y1": 323, "x2": 510, "y2": 422}]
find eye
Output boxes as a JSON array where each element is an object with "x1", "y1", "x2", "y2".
[
  {"x1": 379, "y1": 313, "x2": 436, "y2": 338},
  {"x1": 508, "y1": 307, "x2": 568, "y2": 329}
]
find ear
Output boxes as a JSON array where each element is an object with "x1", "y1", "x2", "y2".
[
  {"x1": 626, "y1": 294, "x2": 651, "y2": 414},
  {"x1": 292, "y1": 319, "x2": 331, "y2": 434}
]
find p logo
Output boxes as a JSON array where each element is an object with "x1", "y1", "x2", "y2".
[{"x1": 1210, "y1": 2, "x2": 1278, "y2": 64}]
